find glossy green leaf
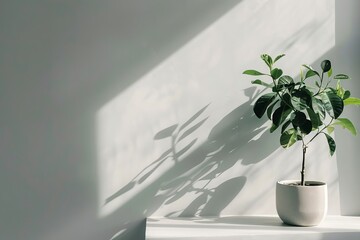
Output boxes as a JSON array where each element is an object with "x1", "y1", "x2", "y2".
[
  {"x1": 253, "y1": 93, "x2": 277, "y2": 118},
  {"x1": 307, "y1": 108, "x2": 322, "y2": 128},
  {"x1": 344, "y1": 97, "x2": 360, "y2": 106},
  {"x1": 327, "y1": 126, "x2": 334, "y2": 134},
  {"x1": 333, "y1": 118, "x2": 357, "y2": 136},
  {"x1": 302, "y1": 64, "x2": 314, "y2": 71},
  {"x1": 292, "y1": 111, "x2": 307, "y2": 127},
  {"x1": 271, "y1": 105, "x2": 292, "y2": 132},
  {"x1": 300, "y1": 68, "x2": 304, "y2": 82},
  {"x1": 302, "y1": 66, "x2": 320, "y2": 77},
  {"x1": 343, "y1": 90, "x2": 351, "y2": 100},
  {"x1": 324, "y1": 133, "x2": 336, "y2": 156},
  {"x1": 291, "y1": 111, "x2": 312, "y2": 135},
  {"x1": 312, "y1": 97, "x2": 326, "y2": 120},
  {"x1": 267, "y1": 99, "x2": 279, "y2": 119},
  {"x1": 327, "y1": 67, "x2": 333, "y2": 78},
  {"x1": 299, "y1": 119, "x2": 312, "y2": 135},
  {"x1": 336, "y1": 85, "x2": 345, "y2": 99},
  {"x1": 272, "y1": 85, "x2": 281, "y2": 92},
  {"x1": 291, "y1": 89, "x2": 312, "y2": 111},
  {"x1": 243, "y1": 70, "x2": 267, "y2": 76},
  {"x1": 334, "y1": 74, "x2": 350, "y2": 80},
  {"x1": 274, "y1": 54, "x2": 285, "y2": 63},
  {"x1": 281, "y1": 120, "x2": 292, "y2": 133},
  {"x1": 271, "y1": 68, "x2": 283, "y2": 79},
  {"x1": 321, "y1": 60, "x2": 331, "y2": 73},
  {"x1": 261, "y1": 54, "x2": 273, "y2": 68},
  {"x1": 321, "y1": 91, "x2": 344, "y2": 119},
  {"x1": 251, "y1": 79, "x2": 274, "y2": 88},
  {"x1": 281, "y1": 93, "x2": 293, "y2": 108},
  {"x1": 278, "y1": 75, "x2": 294, "y2": 85},
  {"x1": 280, "y1": 129, "x2": 297, "y2": 148},
  {"x1": 305, "y1": 69, "x2": 318, "y2": 79}
]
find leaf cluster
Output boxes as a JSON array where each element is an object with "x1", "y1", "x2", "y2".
[{"x1": 244, "y1": 54, "x2": 360, "y2": 156}]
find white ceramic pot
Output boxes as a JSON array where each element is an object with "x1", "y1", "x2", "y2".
[{"x1": 276, "y1": 180, "x2": 327, "y2": 226}]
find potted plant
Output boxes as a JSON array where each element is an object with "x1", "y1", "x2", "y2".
[{"x1": 243, "y1": 54, "x2": 360, "y2": 226}]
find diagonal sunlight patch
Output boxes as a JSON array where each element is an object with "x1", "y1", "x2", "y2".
[{"x1": 97, "y1": 0, "x2": 335, "y2": 218}]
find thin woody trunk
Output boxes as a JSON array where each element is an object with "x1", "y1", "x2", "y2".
[{"x1": 300, "y1": 146, "x2": 307, "y2": 186}]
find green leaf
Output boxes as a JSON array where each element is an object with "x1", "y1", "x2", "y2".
[
  {"x1": 321, "y1": 60, "x2": 331, "y2": 73},
  {"x1": 253, "y1": 93, "x2": 277, "y2": 118},
  {"x1": 272, "y1": 85, "x2": 281, "y2": 92},
  {"x1": 281, "y1": 93, "x2": 293, "y2": 108},
  {"x1": 302, "y1": 64, "x2": 314, "y2": 71},
  {"x1": 271, "y1": 68, "x2": 283, "y2": 79},
  {"x1": 324, "y1": 133, "x2": 336, "y2": 156},
  {"x1": 327, "y1": 67, "x2": 333, "y2": 78},
  {"x1": 299, "y1": 120, "x2": 312, "y2": 135},
  {"x1": 280, "y1": 129, "x2": 297, "y2": 148},
  {"x1": 321, "y1": 91, "x2": 344, "y2": 119},
  {"x1": 291, "y1": 88, "x2": 312, "y2": 111},
  {"x1": 327, "y1": 126, "x2": 334, "y2": 134},
  {"x1": 343, "y1": 90, "x2": 351, "y2": 100},
  {"x1": 336, "y1": 85, "x2": 345, "y2": 99},
  {"x1": 344, "y1": 97, "x2": 360, "y2": 106},
  {"x1": 333, "y1": 118, "x2": 357, "y2": 136},
  {"x1": 275, "y1": 76, "x2": 295, "y2": 92},
  {"x1": 271, "y1": 105, "x2": 292, "y2": 132},
  {"x1": 291, "y1": 111, "x2": 312, "y2": 134},
  {"x1": 243, "y1": 70, "x2": 267, "y2": 76},
  {"x1": 281, "y1": 120, "x2": 292, "y2": 133},
  {"x1": 274, "y1": 54, "x2": 285, "y2": 63},
  {"x1": 334, "y1": 74, "x2": 350, "y2": 80},
  {"x1": 267, "y1": 99, "x2": 279, "y2": 119},
  {"x1": 278, "y1": 75, "x2": 294, "y2": 85},
  {"x1": 312, "y1": 97, "x2": 326, "y2": 120},
  {"x1": 302, "y1": 65, "x2": 320, "y2": 77},
  {"x1": 305, "y1": 69, "x2": 318, "y2": 79},
  {"x1": 307, "y1": 108, "x2": 322, "y2": 128},
  {"x1": 292, "y1": 111, "x2": 307, "y2": 128},
  {"x1": 251, "y1": 79, "x2": 274, "y2": 88},
  {"x1": 261, "y1": 54, "x2": 273, "y2": 68}
]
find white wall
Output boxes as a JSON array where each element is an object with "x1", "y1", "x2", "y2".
[
  {"x1": 1, "y1": 1, "x2": 358, "y2": 240},
  {"x1": 97, "y1": 0, "x2": 339, "y2": 223},
  {"x1": 333, "y1": 0, "x2": 360, "y2": 216},
  {"x1": 0, "y1": 1, "x2": 243, "y2": 239}
]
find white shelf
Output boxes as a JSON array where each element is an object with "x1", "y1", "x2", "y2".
[{"x1": 146, "y1": 215, "x2": 360, "y2": 240}]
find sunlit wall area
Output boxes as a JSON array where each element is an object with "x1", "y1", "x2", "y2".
[{"x1": 97, "y1": 0, "x2": 337, "y2": 221}]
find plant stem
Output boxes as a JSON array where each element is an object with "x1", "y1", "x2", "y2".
[
  {"x1": 299, "y1": 117, "x2": 334, "y2": 185},
  {"x1": 306, "y1": 118, "x2": 334, "y2": 146},
  {"x1": 315, "y1": 72, "x2": 324, "y2": 95},
  {"x1": 300, "y1": 144, "x2": 307, "y2": 186}
]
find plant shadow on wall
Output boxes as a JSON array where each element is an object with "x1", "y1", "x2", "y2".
[{"x1": 107, "y1": 87, "x2": 279, "y2": 239}]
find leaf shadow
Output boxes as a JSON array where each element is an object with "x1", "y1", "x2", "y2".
[{"x1": 106, "y1": 86, "x2": 280, "y2": 238}]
